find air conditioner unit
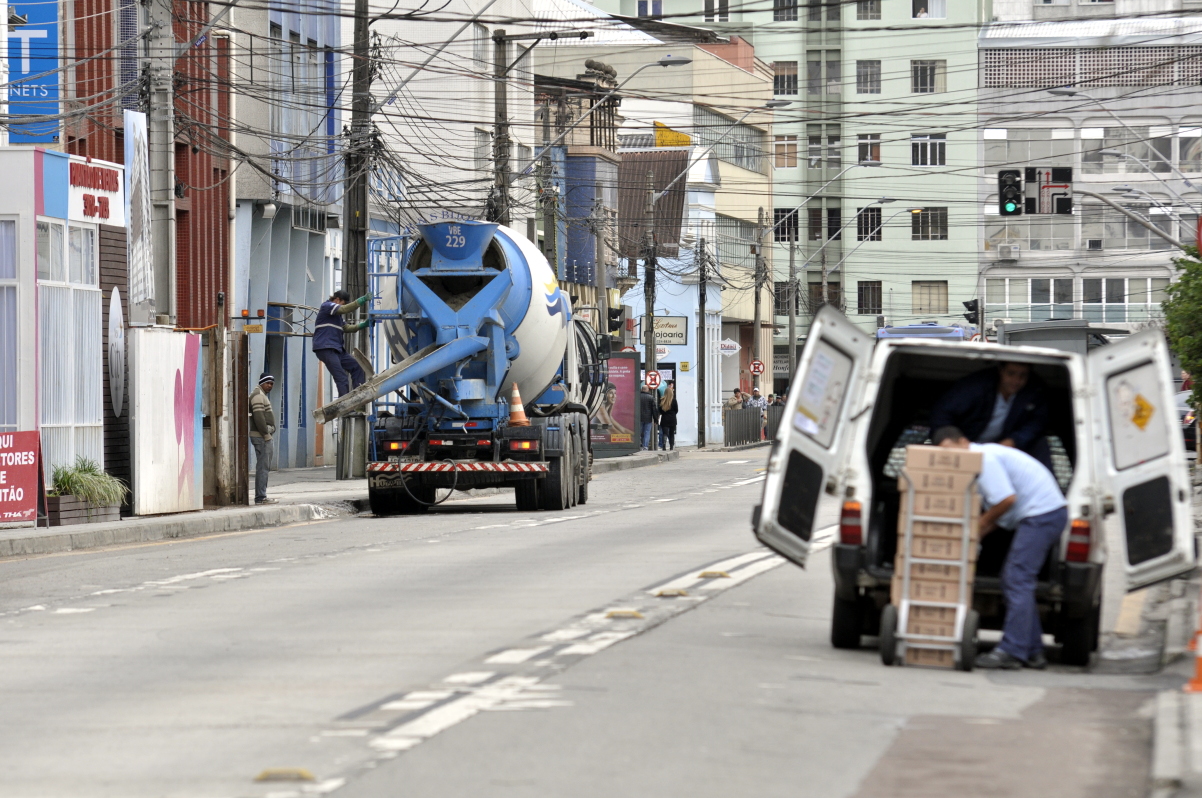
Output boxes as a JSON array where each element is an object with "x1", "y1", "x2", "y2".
[
  {"x1": 1087, "y1": 239, "x2": 1103, "y2": 251},
  {"x1": 993, "y1": 317, "x2": 1012, "y2": 331},
  {"x1": 997, "y1": 244, "x2": 1020, "y2": 260}
]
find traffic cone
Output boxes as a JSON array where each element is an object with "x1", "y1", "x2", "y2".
[
  {"x1": 508, "y1": 382, "x2": 530, "y2": 427},
  {"x1": 1185, "y1": 585, "x2": 1202, "y2": 692}
]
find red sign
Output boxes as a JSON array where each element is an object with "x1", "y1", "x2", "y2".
[
  {"x1": 749, "y1": 359, "x2": 766, "y2": 375},
  {"x1": 645, "y1": 371, "x2": 662, "y2": 389},
  {"x1": 0, "y1": 432, "x2": 41, "y2": 522}
]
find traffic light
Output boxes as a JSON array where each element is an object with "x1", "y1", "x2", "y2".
[
  {"x1": 607, "y1": 306, "x2": 623, "y2": 333},
  {"x1": 963, "y1": 299, "x2": 979, "y2": 326},
  {"x1": 998, "y1": 170, "x2": 1023, "y2": 216}
]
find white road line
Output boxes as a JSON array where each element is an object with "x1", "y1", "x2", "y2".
[
  {"x1": 443, "y1": 672, "x2": 495, "y2": 684},
  {"x1": 558, "y1": 631, "x2": 637, "y2": 656},
  {"x1": 540, "y1": 628, "x2": 590, "y2": 642},
  {"x1": 485, "y1": 646, "x2": 551, "y2": 664},
  {"x1": 730, "y1": 475, "x2": 766, "y2": 486},
  {"x1": 698, "y1": 556, "x2": 785, "y2": 590},
  {"x1": 647, "y1": 551, "x2": 774, "y2": 595},
  {"x1": 724, "y1": 460, "x2": 750, "y2": 464}
]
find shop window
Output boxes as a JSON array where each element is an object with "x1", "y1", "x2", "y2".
[{"x1": 912, "y1": 280, "x2": 948, "y2": 314}]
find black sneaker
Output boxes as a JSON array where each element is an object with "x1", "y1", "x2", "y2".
[
  {"x1": 1024, "y1": 652, "x2": 1048, "y2": 670},
  {"x1": 974, "y1": 648, "x2": 1023, "y2": 670}
]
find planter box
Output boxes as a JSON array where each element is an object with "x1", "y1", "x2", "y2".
[{"x1": 46, "y1": 495, "x2": 120, "y2": 526}]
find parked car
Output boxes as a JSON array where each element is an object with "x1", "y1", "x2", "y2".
[
  {"x1": 753, "y1": 306, "x2": 1196, "y2": 666},
  {"x1": 1178, "y1": 390, "x2": 1196, "y2": 452}
]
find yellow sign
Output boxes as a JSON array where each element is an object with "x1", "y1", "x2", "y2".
[
  {"x1": 654, "y1": 121, "x2": 691, "y2": 148},
  {"x1": 244, "y1": 323, "x2": 264, "y2": 334},
  {"x1": 680, "y1": 362, "x2": 690, "y2": 371},
  {"x1": 1132, "y1": 393, "x2": 1154, "y2": 430}
]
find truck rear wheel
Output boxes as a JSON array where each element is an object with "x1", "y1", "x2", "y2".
[
  {"x1": 830, "y1": 593, "x2": 863, "y2": 649},
  {"x1": 540, "y1": 448, "x2": 570, "y2": 511},
  {"x1": 515, "y1": 480, "x2": 540, "y2": 511}
]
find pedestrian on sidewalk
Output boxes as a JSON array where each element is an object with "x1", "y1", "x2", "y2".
[
  {"x1": 639, "y1": 385, "x2": 658, "y2": 450},
  {"x1": 313, "y1": 290, "x2": 373, "y2": 397},
  {"x1": 724, "y1": 389, "x2": 744, "y2": 410},
  {"x1": 935, "y1": 426, "x2": 1067, "y2": 670},
  {"x1": 658, "y1": 381, "x2": 679, "y2": 450},
  {"x1": 249, "y1": 373, "x2": 278, "y2": 505}
]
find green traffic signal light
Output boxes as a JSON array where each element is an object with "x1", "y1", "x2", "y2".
[{"x1": 1004, "y1": 201, "x2": 1018, "y2": 213}]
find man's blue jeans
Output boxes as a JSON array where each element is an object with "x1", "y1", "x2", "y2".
[
  {"x1": 640, "y1": 422, "x2": 652, "y2": 449},
  {"x1": 997, "y1": 506, "x2": 1069, "y2": 662}
]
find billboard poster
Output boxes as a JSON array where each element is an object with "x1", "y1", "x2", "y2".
[
  {"x1": 0, "y1": 431, "x2": 41, "y2": 523},
  {"x1": 7, "y1": 3, "x2": 60, "y2": 143},
  {"x1": 123, "y1": 110, "x2": 155, "y2": 324},
  {"x1": 591, "y1": 353, "x2": 637, "y2": 452}
]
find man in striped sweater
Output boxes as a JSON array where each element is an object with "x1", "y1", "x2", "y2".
[{"x1": 249, "y1": 373, "x2": 277, "y2": 505}]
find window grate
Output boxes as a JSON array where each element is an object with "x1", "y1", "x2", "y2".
[{"x1": 982, "y1": 47, "x2": 1202, "y2": 87}]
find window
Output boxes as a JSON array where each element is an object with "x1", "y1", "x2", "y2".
[
  {"x1": 1082, "y1": 126, "x2": 1172, "y2": 175},
  {"x1": 911, "y1": 60, "x2": 946, "y2": 93},
  {"x1": 912, "y1": 0, "x2": 945, "y2": 17},
  {"x1": 858, "y1": 280, "x2": 882, "y2": 315},
  {"x1": 774, "y1": 135, "x2": 798, "y2": 168},
  {"x1": 808, "y1": 281, "x2": 842, "y2": 311},
  {"x1": 827, "y1": 127, "x2": 842, "y2": 169},
  {"x1": 774, "y1": 208, "x2": 799, "y2": 242},
  {"x1": 1182, "y1": 128, "x2": 1202, "y2": 173},
  {"x1": 774, "y1": 61, "x2": 798, "y2": 95},
  {"x1": 474, "y1": 128, "x2": 491, "y2": 173},
  {"x1": 1080, "y1": 205, "x2": 1174, "y2": 251},
  {"x1": 774, "y1": 281, "x2": 799, "y2": 315},
  {"x1": 827, "y1": 208, "x2": 842, "y2": 240},
  {"x1": 857, "y1": 0, "x2": 881, "y2": 19},
  {"x1": 637, "y1": 0, "x2": 662, "y2": 16},
  {"x1": 826, "y1": 55, "x2": 841, "y2": 94},
  {"x1": 715, "y1": 214, "x2": 756, "y2": 268},
  {"x1": 773, "y1": 0, "x2": 798, "y2": 21},
  {"x1": 807, "y1": 0, "x2": 821, "y2": 21},
  {"x1": 806, "y1": 54, "x2": 821, "y2": 95},
  {"x1": 704, "y1": 0, "x2": 730, "y2": 21},
  {"x1": 856, "y1": 60, "x2": 881, "y2": 94},
  {"x1": 912, "y1": 208, "x2": 948, "y2": 240},
  {"x1": 694, "y1": 106, "x2": 767, "y2": 173},
  {"x1": 1030, "y1": 278, "x2": 1075, "y2": 320},
  {"x1": 857, "y1": 133, "x2": 880, "y2": 163},
  {"x1": 1084, "y1": 276, "x2": 1171, "y2": 323},
  {"x1": 911, "y1": 133, "x2": 946, "y2": 166},
  {"x1": 808, "y1": 126, "x2": 823, "y2": 168},
  {"x1": 912, "y1": 281, "x2": 948, "y2": 315},
  {"x1": 808, "y1": 208, "x2": 823, "y2": 241},
  {"x1": 0, "y1": 220, "x2": 15, "y2": 432},
  {"x1": 857, "y1": 206, "x2": 882, "y2": 241},
  {"x1": 988, "y1": 277, "x2": 1072, "y2": 323}
]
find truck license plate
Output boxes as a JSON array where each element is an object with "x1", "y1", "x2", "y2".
[{"x1": 388, "y1": 456, "x2": 400, "y2": 464}]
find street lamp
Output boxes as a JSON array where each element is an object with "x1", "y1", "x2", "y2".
[
  {"x1": 1098, "y1": 152, "x2": 1196, "y2": 210},
  {"x1": 521, "y1": 54, "x2": 692, "y2": 176}
]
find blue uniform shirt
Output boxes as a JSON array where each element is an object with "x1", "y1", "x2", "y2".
[
  {"x1": 970, "y1": 443, "x2": 1065, "y2": 530},
  {"x1": 313, "y1": 300, "x2": 348, "y2": 352}
]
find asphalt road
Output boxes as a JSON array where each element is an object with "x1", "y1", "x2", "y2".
[{"x1": 0, "y1": 451, "x2": 1174, "y2": 797}]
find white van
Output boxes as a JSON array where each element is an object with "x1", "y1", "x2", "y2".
[{"x1": 753, "y1": 306, "x2": 1196, "y2": 665}]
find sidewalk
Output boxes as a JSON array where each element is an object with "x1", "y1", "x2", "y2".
[{"x1": 0, "y1": 449, "x2": 680, "y2": 560}]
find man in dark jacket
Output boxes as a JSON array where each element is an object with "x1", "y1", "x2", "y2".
[
  {"x1": 928, "y1": 362, "x2": 1052, "y2": 471},
  {"x1": 313, "y1": 290, "x2": 372, "y2": 397},
  {"x1": 639, "y1": 385, "x2": 658, "y2": 450}
]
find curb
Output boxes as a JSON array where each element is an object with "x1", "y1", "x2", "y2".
[{"x1": 592, "y1": 449, "x2": 680, "y2": 474}]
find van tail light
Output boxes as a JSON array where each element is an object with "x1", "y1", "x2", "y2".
[
  {"x1": 1066, "y1": 519, "x2": 1091, "y2": 563},
  {"x1": 839, "y1": 501, "x2": 863, "y2": 546}
]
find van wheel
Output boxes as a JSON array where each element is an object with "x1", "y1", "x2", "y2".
[
  {"x1": 831, "y1": 593, "x2": 862, "y2": 649},
  {"x1": 957, "y1": 610, "x2": 980, "y2": 672},
  {"x1": 879, "y1": 604, "x2": 898, "y2": 665},
  {"x1": 1059, "y1": 604, "x2": 1099, "y2": 666}
]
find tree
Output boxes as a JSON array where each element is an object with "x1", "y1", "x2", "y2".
[{"x1": 1160, "y1": 245, "x2": 1202, "y2": 406}]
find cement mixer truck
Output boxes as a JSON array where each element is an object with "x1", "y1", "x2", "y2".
[{"x1": 314, "y1": 220, "x2": 609, "y2": 514}]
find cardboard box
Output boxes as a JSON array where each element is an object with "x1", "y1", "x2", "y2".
[
  {"x1": 904, "y1": 445, "x2": 982, "y2": 474},
  {"x1": 899, "y1": 514, "x2": 974, "y2": 540},
  {"x1": 910, "y1": 491, "x2": 979, "y2": 519},
  {"x1": 905, "y1": 605, "x2": 958, "y2": 638},
  {"x1": 891, "y1": 575, "x2": 966, "y2": 605},
  {"x1": 904, "y1": 647, "x2": 955, "y2": 668},
  {"x1": 894, "y1": 557, "x2": 973, "y2": 584},
  {"x1": 900, "y1": 469, "x2": 977, "y2": 495},
  {"x1": 909, "y1": 534, "x2": 977, "y2": 562}
]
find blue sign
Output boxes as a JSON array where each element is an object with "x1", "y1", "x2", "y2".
[{"x1": 7, "y1": 2, "x2": 60, "y2": 143}]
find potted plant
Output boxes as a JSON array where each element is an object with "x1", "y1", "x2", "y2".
[{"x1": 46, "y1": 457, "x2": 127, "y2": 526}]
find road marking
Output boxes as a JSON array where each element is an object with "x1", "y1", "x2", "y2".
[
  {"x1": 730, "y1": 475, "x2": 765, "y2": 486},
  {"x1": 648, "y1": 551, "x2": 775, "y2": 595},
  {"x1": 485, "y1": 647, "x2": 551, "y2": 664},
  {"x1": 444, "y1": 672, "x2": 495, "y2": 684},
  {"x1": 724, "y1": 460, "x2": 750, "y2": 464},
  {"x1": 53, "y1": 607, "x2": 95, "y2": 614}
]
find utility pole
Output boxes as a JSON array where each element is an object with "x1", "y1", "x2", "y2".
[
  {"x1": 697, "y1": 237, "x2": 708, "y2": 448},
  {"x1": 820, "y1": 249, "x2": 829, "y2": 307},
  {"x1": 539, "y1": 103, "x2": 558, "y2": 272},
  {"x1": 147, "y1": 0, "x2": 176, "y2": 322},
  {"x1": 338, "y1": 0, "x2": 372, "y2": 479},
  {"x1": 492, "y1": 29, "x2": 511, "y2": 226},
  {"x1": 752, "y1": 206, "x2": 765, "y2": 392},
  {"x1": 787, "y1": 226, "x2": 797, "y2": 384},
  {"x1": 643, "y1": 171, "x2": 658, "y2": 449}
]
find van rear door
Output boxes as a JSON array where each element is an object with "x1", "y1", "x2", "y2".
[
  {"x1": 754, "y1": 306, "x2": 872, "y2": 568},
  {"x1": 1087, "y1": 330, "x2": 1196, "y2": 590}
]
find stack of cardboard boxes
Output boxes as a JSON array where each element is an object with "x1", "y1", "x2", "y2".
[{"x1": 891, "y1": 445, "x2": 982, "y2": 668}]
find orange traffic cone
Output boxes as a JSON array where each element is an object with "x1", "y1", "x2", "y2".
[
  {"x1": 1186, "y1": 585, "x2": 1202, "y2": 692},
  {"x1": 508, "y1": 382, "x2": 530, "y2": 427}
]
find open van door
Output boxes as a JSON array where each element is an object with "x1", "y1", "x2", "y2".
[
  {"x1": 1087, "y1": 330, "x2": 1196, "y2": 591},
  {"x1": 754, "y1": 306, "x2": 873, "y2": 568}
]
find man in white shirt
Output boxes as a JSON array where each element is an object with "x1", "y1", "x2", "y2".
[{"x1": 934, "y1": 426, "x2": 1068, "y2": 670}]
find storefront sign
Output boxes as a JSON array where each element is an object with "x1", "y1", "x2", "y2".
[
  {"x1": 69, "y1": 156, "x2": 126, "y2": 225},
  {"x1": 654, "y1": 316, "x2": 688, "y2": 346},
  {"x1": 0, "y1": 431, "x2": 41, "y2": 522},
  {"x1": 719, "y1": 338, "x2": 741, "y2": 357},
  {"x1": 7, "y1": 2, "x2": 60, "y2": 143}
]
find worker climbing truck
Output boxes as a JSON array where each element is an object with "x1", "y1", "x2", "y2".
[{"x1": 314, "y1": 220, "x2": 608, "y2": 514}]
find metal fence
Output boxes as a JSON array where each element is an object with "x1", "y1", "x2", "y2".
[
  {"x1": 766, "y1": 405, "x2": 785, "y2": 439},
  {"x1": 723, "y1": 405, "x2": 786, "y2": 447}
]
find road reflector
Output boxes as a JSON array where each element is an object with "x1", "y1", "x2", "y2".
[
  {"x1": 254, "y1": 768, "x2": 316, "y2": 782},
  {"x1": 655, "y1": 589, "x2": 689, "y2": 597},
  {"x1": 699, "y1": 570, "x2": 731, "y2": 579},
  {"x1": 606, "y1": 609, "x2": 644, "y2": 619}
]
